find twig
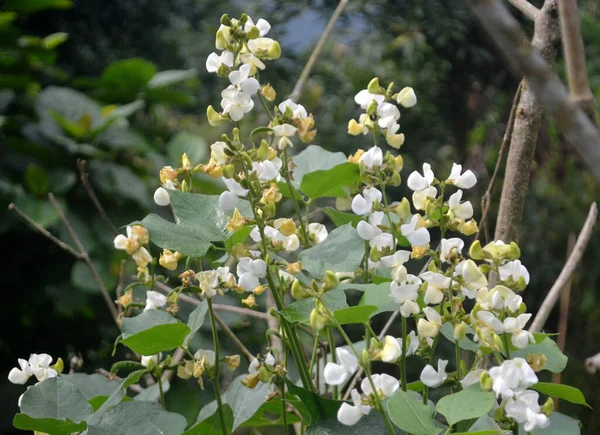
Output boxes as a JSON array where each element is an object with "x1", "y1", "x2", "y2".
[
  {"x1": 288, "y1": 0, "x2": 349, "y2": 102},
  {"x1": 558, "y1": 0, "x2": 598, "y2": 124},
  {"x1": 469, "y1": 0, "x2": 600, "y2": 181},
  {"x1": 343, "y1": 247, "x2": 438, "y2": 399},
  {"x1": 508, "y1": 0, "x2": 540, "y2": 21},
  {"x1": 552, "y1": 233, "x2": 575, "y2": 409},
  {"x1": 8, "y1": 203, "x2": 84, "y2": 259},
  {"x1": 476, "y1": 82, "x2": 523, "y2": 243},
  {"x1": 77, "y1": 159, "x2": 119, "y2": 237},
  {"x1": 214, "y1": 312, "x2": 254, "y2": 362},
  {"x1": 97, "y1": 368, "x2": 144, "y2": 393},
  {"x1": 530, "y1": 202, "x2": 597, "y2": 332},
  {"x1": 47, "y1": 193, "x2": 119, "y2": 324},
  {"x1": 585, "y1": 352, "x2": 600, "y2": 374}
]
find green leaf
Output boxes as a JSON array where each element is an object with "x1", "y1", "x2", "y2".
[
  {"x1": 387, "y1": 388, "x2": 441, "y2": 435},
  {"x1": 530, "y1": 382, "x2": 590, "y2": 408},
  {"x1": 440, "y1": 322, "x2": 478, "y2": 352},
  {"x1": 140, "y1": 214, "x2": 212, "y2": 258},
  {"x1": 4, "y1": 0, "x2": 73, "y2": 14},
  {"x1": 42, "y1": 32, "x2": 69, "y2": 49},
  {"x1": 511, "y1": 337, "x2": 568, "y2": 373},
  {"x1": 102, "y1": 58, "x2": 157, "y2": 94},
  {"x1": 334, "y1": 305, "x2": 378, "y2": 325},
  {"x1": 183, "y1": 405, "x2": 233, "y2": 435},
  {"x1": 358, "y1": 282, "x2": 397, "y2": 316},
  {"x1": 24, "y1": 163, "x2": 49, "y2": 195},
  {"x1": 225, "y1": 225, "x2": 254, "y2": 252},
  {"x1": 519, "y1": 411, "x2": 580, "y2": 434},
  {"x1": 13, "y1": 195, "x2": 62, "y2": 228},
  {"x1": 241, "y1": 398, "x2": 302, "y2": 428},
  {"x1": 306, "y1": 411, "x2": 392, "y2": 434},
  {"x1": 280, "y1": 288, "x2": 348, "y2": 324},
  {"x1": 301, "y1": 162, "x2": 361, "y2": 198},
  {"x1": 323, "y1": 206, "x2": 363, "y2": 227},
  {"x1": 60, "y1": 373, "x2": 120, "y2": 401},
  {"x1": 36, "y1": 86, "x2": 102, "y2": 127},
  {"x1": 186, "y1": 299, "x2": 208, "y2": 344},
  {"x1": 166, "y1": 132, "x2": 208, "y2": 167},
  {"x1": 148, "y1": 69, "x2": 197, "y2": 88},
  {"x1": 87, "y1": 401, "x2": 187, "y2": 435},
  {"x1": 15, "y1": 377, "x2": 93, "y2": 434},
  {"x1": 285, "y1": 379, "x2": 341, "y2": 425},
  {"x1": 121, "y1": 309, "x2": 191, "y2": 355},
  {"x1": 299, "y1": 224, "x2": 365, "y2": 278},
  {"x1": 436, "y1": 385, "x2": 495, "y2": 426},
  {"x1": 289, "y1": 145, "x2": 348, "y2": 190}
]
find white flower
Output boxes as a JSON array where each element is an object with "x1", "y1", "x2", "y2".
[
  {"x1": 272, "y1": 123, "x2": 297, "y2": 150},
  {"x1": 278, "y1": 99, "x2": 307, "y2": 119},
  {"x1": 381, "y1": 336, "x2": 403, "y2": 362},
  {"x1": 376, "y1": 102, "x2": 400, "y2": 131},
  {"x1": 219, "y1": 177, "x2": 249, "y2": 210},
  {"x1": 324, "y1": 348, "x2": 358, "y2": 386},
  {"x1": 390, "y1": 275, "x2": 421, "y2": 318},
  {"x1": 358, "y1": 146, "x2": 383, "y2": 169},
  {"x1": 357, "y1": 211, "x2": 384, "y2": 241},
  {"x1": 361, "y1": 373, "x2": 399, "y2": 398},
  {"x1": 266, "y1": 224, "x2": 300, "y2": 252},
  {"x1": 479, "y1": 285, "x2": 522, "y2": 312},
  {"x1": 337, "y1": 388, "x2": 371, "y2": 426},
  {"x1": 420, "y1": 271, "x2": 451, "y2": 305},
  {"x1": 354, "y1": 89, "x2": 384, "y2": 109},
  {"x1": 229, "y1": 63, "x2": 260, "y2": 95},
  {"x1": 351, "y1": 187, "x2": 382, "y2": 216},
  {"x1": 153, "y1": 180, "x2": 176, "y2": 207},
  {"x1": 400, "y1": 214, "x2": 430, "y2": 247},
  {"x1": 8, "y1": 354, "x2": 58, "y2": 385},
  {"x1": 206, "y1": 50, "x2": 234, "y2": 73},
  {"x1": 440, "y1": 238, "x2": 464, "y2": 263},
  {"x1": 144, "y1": 290, "x2": 167, "y2": 310},
  {"x1": 370, "y1": 232, "x2": 394, "y2": 251},
  {"x1": 417, "y1": 307, "x2": 442, "y2": 338},
  {"x1": 474, "y1": 310, "x2": 505, "y2": 333},
  {"x1": 412, "y1": 186, "x2": 437, "y2": 211},
  {"x1": 141, "y1": 354, "x2": 161, "y2": 367},
  {"x1": 244, "y1": 17, "x2": 271, "y2": 36},
  {"x1": 237, "y1": 257, "x2": 267, "y2": 291},
  {"x1": 308, "y1": 223, "x2": 328, "y2": 244},
  {"x1": 211, "y1": 141, "x2": 231, "y2": 165},
  {"x1": 499, "y1": 260, "x2": 530, "y2": 286},
  {"x1": 505, "y1": 390, "x2": 550, "y2": 432},
  {"x1": 503, "y1": 314, "x2": 535, "y2": 349},
  {"x1": 407, "y1": 163, "x2": 434, "y2": 192},
  {"x1": 132, "y1": 247, "x2": 152, "y2": 268},
  {"x1": 249, "y1": 352, "x2": 275, "y2": 374},
  {"x1": 420, "y1": 359, "x2": 448, "y2": 388},
  {"x1": 405, "y1": 330, "x2": 419, "y2": 356},
  {"x1": 196, "y1": 270, "x2": 219, "y2": 298},
  {"x1": 247, "y1": 37, "x2": 278, "y2": 57},
  {"x1": 221, "y1": 85, "x2": 254, "y2": 121},
  {"x1": 381, "y1": 250, "x2": 412, "y2": 280},
  {"x1": 252, "y1": 157, "x2": 282, "y2": 182},
  {"x1": 448, "y1": 190, "x2": 473, "y2": 219},
  {"x1": 488, "y1": 357, "x2": 538, "y2": 400},
  {"x1": 396, "y1": 87, "x2": 417, "y2": 108},
  {"x1": 455, "y1": 259, "x2": 488, "y2": 298},
  {"x1": 460, "y1": 369, "x2": 485, "y2": 389},
  {"x1": 446, "y1": 163, "x2": 477, "y2": 189}
]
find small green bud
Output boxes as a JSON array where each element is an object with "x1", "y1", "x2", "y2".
[
  {"x1": 515, "y1": 275, "x2": 527, "y2": 291},
  {"x1": 469, "y1": 240, "x2": 486, "y2": 260},
  {"x1": 257, "y1": 139, "x2": 270, "y2": 161},
  {"x1": 267, "y1": 40, "x2": 281, "y2": 60},
  {"x1": 246, "y1": 25, "x2": 260, "y2": 39},
  {"x1": 386, "y1": 81, "x2": 395, "y2": 97},
  {"x1": 310, "y1": 307, "x2": 327, "y2": 331},
  {"x1": 393, "y1": 197, "x2": 411, "y2": 220},
  {"x1": 239, "y1": 13, "x2": 248, "y2": 25},
  {"x1": 366, "y1": 100, "x2": 378, "y2": 116},
  {"x1": 291, "y1": 280, "x2": 311, "y2": 300},
  {"x1": 507, "y1": 242, "x2": 521, "y2": 260},
  {"x1": 367, "y1": 77, "x2": 383, "y2": 94},
  {"x1": 207, "y1": 105, "x2": 224, "y2": 126},
  {"x1": 220, "y1": 14, "x2": 231, "y2": 26},
  {"x1": 480, "y1": 371, "x2": 493, "y2": 391},
  {"x1": 323, "y1": 270, "x2": 339, "y2": 291},
  {"x1": 51, "y1": 357, "x2": 64, "y2": 374},
  {"x1": 262, "y1": 202, "x2": 276, "y2": 219},
  {"x1": 370, "y1": 245, "x2": 382, "y2": 262},
  {"x1": 180, "y1": 179, "x2": 189, "y2": 193},
  {"x1": 493, "y1": 332, "x2": 504, "y2": 351},
  {"x1": 361, "y1": 349, "x2": 370, "y2": 367},
  {"x1": 222, "y1": 164, "x2": 235, "y2": 179},
  {"x1": 541, "y1": 397, "x2": 554, "y2": 417},
  {"x1": 425, "y1": 200, "x2": 436, "y2": 218},
  {"x1": 259, "y1": 366, "x2": 271, "y2": 383},
  {"x1": 453, "y1": 321, "x2": 467, "y2": 341},
  {"x1": 388, "y1": 171, "x2": 401, "y2": 186},
  {"x1": 232, "y1": 127, "x2": 241, "y2": 143},
  {"x1": 518, "y1": 301, "x2": 527, "y2": 315}
]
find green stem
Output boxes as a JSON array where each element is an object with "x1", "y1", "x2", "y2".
[
  {"x1": 379, "y1": 183, "x2": 397, "y2": 247},
  {"x1": 327, "y1": 328, "x2": 339, "y2": 400},
  {"x1": 503, "y1": 333, "x2": 511, "y2": 359},
  {"x1": 207, "y1": 298, "x2": 227, "y2": 435},
  {"x1": 157, "y1": 375, "x2": 166, "y2": 408},
  {"x1": 281, "y1": 382, "x2": 289, "y2": 435},
  {"x1": 282, "y1": 148, "x2": 311, "y2": 247},
  {"x1": 400, "y1": 316, "x2": 408, "y2": 391},
  {"x1": 455, "y1": 340, "x2": 462, "y2": 389},
  {"x1": 309, "y1": 334, "x2": 320, "y2": 373},
  {"x1": 363, "y1": 240, "x2": 370, "y2": 282},
  {"x1": 423, "y1": 335, "x2": 439, "y2": 405}
]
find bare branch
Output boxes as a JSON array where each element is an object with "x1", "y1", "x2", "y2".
[
  {"x1": 214, "y1": 312, "x2": 255, "y2": 362},
  {"x1": 558, "y1": 0, "x2": 598, "y2": 124},
  {"x1": 530, "y1": 202, "x2": 597, "y2": 332},
  {"x1": 97, "y1": 368, "x2": 144, "y2": 393},
  {"x1": 48, "y1": 193, "x2": 119, "y2": 324},
  {"x1": 469, "y1": 0, "x2": 600, "y2": 181},
  {"x1": 508, "y1": 0, "x2": 540, "y2": 21},
  {"x1": 77, "y1": 159, "x2": 119, "y2": 237},
  {"x1": 288, "y1": 0, "x2": 348, "y2": 102}
]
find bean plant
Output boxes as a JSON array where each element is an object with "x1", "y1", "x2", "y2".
[{"x1": 9, "y1": 12, "x2": 587, "y2": 435}]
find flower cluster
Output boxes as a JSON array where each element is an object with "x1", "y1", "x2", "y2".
[{"x1": 8, "y1": 353, "x2": 63, "y2": 407}]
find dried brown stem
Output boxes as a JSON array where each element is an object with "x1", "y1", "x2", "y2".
[
  {"x1": 508, "y1": 0, "x2": 540, "y2": 21},
  {"x1": 214, "y1": 312, "x2": 254, "y2": 362},
  {"x1": 530, "y1": 202, "x2": 597, "y2": 332},
  {"x1": 77, "y1": 159, "x2": 119, "y2": 237},
  {"x1": 288, "y1": 0, "x2": 349, "y2": 102}
]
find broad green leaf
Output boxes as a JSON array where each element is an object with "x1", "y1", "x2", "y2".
[
  {"x1": 285, "y1": 379, "x2": 341, "y2": 425},
  {"x1": 102, "y1": 58, "x2": 157, "y2": 94},
  {"x1": 306, "y1": 411, "x2": 392, "y2": 434},
  {"x1": 436, "y1": 385, "x2": 495, "y2": 426},
  {"x1": 334, "y1": 305, "x2": 378, "y2": 324},
  {"x1": 36, "y1": 86, "x2": 102, "y2": 127},
  {"x1": 183, "y1": 405, "x2": 233, "y2": 435},
  {"x1": 133, "y1": 380, "x2": 170, "y2": 402},
  {"x1": 71, "y1": 260, "x2": 116, "y2": 294},
  {"x1": 289, "y1": 145, "x2": 348, "y2": 189},
  {"x1": 60, "y1": 373, "x2": 120, "y2": 401},
  {"x1": 140, "y1": 213, "x2": 212, "y2": 258},
  {"x1": 4, "y1": 0, "x2": 73, "y2": 14},
  {"x1": 241, "y1": 398, "x2": 302, "y2": 428},
  {"x1": 87, "y1": 401, "x2": 186, "y2": 435},
  {"x1": 89, "y1": 161, "x2": 150, "y2": 208},
  {"x1": 121, "y1": 309, "x2": 191, "y2": 355},
  {"x1": 530, "y1": 382, "x2": 590, "y2": 407},
  {"x1": 519, "y1": 411, "x2": 580, "y2": 434},
  {"x1": 358, "y1": 282, "x2": 397, "y2": 316},
  {"x1": 440, "y1": 322, "x2": 478, "y2": 352},
  {"x1": 166, "y1": 132, "x2": 208, "y2": 167},
  {"x1": 387, "y1": 388, "x2": 441, "y2": 435},
  {"x1": 148, "y1": 69, "x2": 198, "y2": 88},
  {"x1": 511, "y1": 337, "x2": 567, "y2": 373},
  {"x1": 185, "y1": 300, "x2": 208, "y2": 344},
  {"x1": 225, "y1": 225, "x2": 254, "y2": 252},
  {"x1": 323, "y1": 206, "x2": 362, "y2": 227},
  {"x1": 15, "y1": 377, "x2": 93, "y2": 434},
  {"x1": 165, "y1": 381, "x2": 204, "y2": 427},
  {"x1": 42, "y1": 32, "x2": 69, "y2": 49},
  {"x1": 280, "y1": 288, "x2": 348, "y2": 324},
  {"x1": 299, "y1": 224, "x2": 364, "y2": 278},
  {"x1": 300, "y1": 162, "x2": 361, "y2": 198},
  {"x1": 24, "y1": 163, "x2": 49, "y2": 195}
]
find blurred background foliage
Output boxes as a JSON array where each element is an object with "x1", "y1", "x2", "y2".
[{"x1": 1, "y1": 0, "x2": 600, "y2": 432}]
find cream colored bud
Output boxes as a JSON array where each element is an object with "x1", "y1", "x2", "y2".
[
  {"x1": 267, "y1": 40, "x2": 281, "y2": 59},
  {"x1": 468, "y1": 240, "x2": 486, "y2": 260},
  {"x1": 348, "y1": 149, "x2": 365, "y2": 163},
  {"x1": 207, "y1": 105, "x2": 224, "y2": 126},
  {"x1": 261, "y1": 84, "x2": 276, "y2": 102},
  {"x1": 291, "y1": 280, "x2": 311, "y2": 300},
  {"x1": 242, "y1": 294, "x2": 257, "y2": 308},
  {"x1": 224, "y1": 355, "x2": 241, "y2": 371},
  {"x1": 387, "y1": 133, "x2": 405, "y2": 149},
  {"x1": 310, "y1": 306, "x2": 328, "y2": 331},
  {"x1": 394, "y1": 197, "x2": 411, "y2": 220},
  {"x1": 286, "y1": 261, "x2": 302, "y2": 274},
  {"x1": 367, "y1": 77, "x2": 382, "y2": 94},
  {"x1": 507, "y1": 242, "x2": 521, "y2": 260},
  {"x1": 348, "y1": 119, "x2": 364, "y2": 136},
  {"x1": 252, "y1": 284, "x2": 265, "y2": 296},
  {"x1": 417, "y1": 318, "x2": 440, "y2": 338},
  {"x1": 160, "y1": 166, "x2": 178, "y2": 184},
  {"x1": 323, "y1": 270, "x2": 339, "y2": 291},
  {"x1": 453, "y1": 321, "x2": 468, "y2": 341},
  {"x1": 226, "y1": 208, "x2": 246, "y2": 233},
  {"x1": 274, "y1": 218, "x2": 297, "y2": 236},
  {"x1": 459, "y1": 219, "x2": 478, "y2": 236},
  {"x1": 480, "y1": 371, "x2": 493, "y2": 391},
  {"x1": 242, "y1": 372, "x2": 261, "y2": 389},
  {"x1": 394, "y1": 155, "x2": 404, "y2": 172},
  {"x1": 396, "y1": 87, "x2": 417, "y2": 108},
  {"x1": 181, "y1": 152, "x2": 192, "y2": 169},
  {"x1": 541, "y1": 397, "x2": 554, "y2": 417},
  {"x1": 159, "y1": 249, "x2": 183, "y2": 271}
]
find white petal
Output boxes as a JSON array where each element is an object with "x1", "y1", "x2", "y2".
[
  {"x1": 113, "y1": 234, "x2": 128, "y2": 250},
  {"x1": 206, "y1": 52, "x2": 220, "y2": 73},
  {"x1": 241, "y1": 78, "x2": 260, "y2": 95},
  {"x1": 397, "y1": 87, "x2": 417, "y2": 108},
  {"x1": 423, "y1": 307, "x2": 442, "y2": 325},
  {"x1": 337, "y1": 403, "x2": 364, "y2": 426},
  {"x1": 239, "y1": 273, "x2": 259, "y2": 291},
  {"x1": 351, "y1": 194, "x2": 370, "y2": 216},
  {"x1": 453, "y1": 201, "x2": 473, "y2": 219},
  {"x1": 154, "y1": 187, "x2": 171, "y2": 206},
  {"x1": 337, "y1": 348, "x2": 359, "y2": 372},
  {"x1": 8, "y1": 368, "x2": 29, "y2": 384},
  {"x1": 357, "y1": 221, "x2": 381, "y2": 241},
  {"x1": 379, "y1": 373, "x2": 400, "y2": 397},
  {"x1": 512, "y1": 330, "x2": 534, "y2": 349},
  {"x1": 324, "y1": 362, "x2": 349, "y2": 386},
  {"x1": 420, "y1": 364, "x2": 443, "y2": 387},
  {"x1": 457, "y1": 170, "x2": 477, "y2": 189},
  {"x1": 407, "y1": 171, "x2": 429, "y2": 191},
  {"x1": 219, "y1": 191, "x2": 239, "y2": 210},
  {"x1": 256, "y1": 18, "x2": 271, "y2": 36}
]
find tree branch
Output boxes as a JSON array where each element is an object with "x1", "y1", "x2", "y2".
[
  {"x1": 288, "y1": 0, "x2": 348, "y2": 102},
  {"x1": 558, "y1": 0, "x2": 598, "y2": 124},
  {"x1": 469, "y1": 0, "x2": 600, "y2": 182},
  {"x1": 508, "y1": 0, "x2": 540, "y2": 21},
  {"x1": 77, "y1": 159, "x2": 119, "y2": 237},
  {"x1": 214, "y1": 312, "x2": 255, "y2": 362},
  {"x1": 529, "y1": 202, "x2": 597, "y2": 332}
]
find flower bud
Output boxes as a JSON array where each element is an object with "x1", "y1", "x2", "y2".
[
  {"x1": 366, "y1": 100, "x2": 378, "y2": 116},
  {"x1": 274, "y1": 218, "x2": 297, "y2": 236},
  {"x1": 181, "y1": 153, "x2": 192, "y2": 169},
  {"x1": 216, "y1": 29, "x2": 228, "y2": 50},
  {"x1": 396, "y1": 87, "x2": 417, "y2": 108},
  {"x1": 369, "y1": 245, "x2": 382, "y2": 262},
  {"x1": 51, "y1": 358, "x2": 64, "y2": 374},
  {"x1": 459, "y1": 219, "x2": 478, "y2": 236},
  {"x1": 323, "y1": 270, "x2": 339, "y2": 291},
  {"x1": 116, "y1": 290, "x2": 133, "y2": 307},
  {"x1": 246, "y1": 25, "x2": 260, "y2": 39},
  {"x1": 394, "y1": 155, "x2": 404, "y2": 172},
  {"x1": 159, "y1": 249, "x2": 183, "y2": 271},
  {"x1": 207, "y1": 105, "x2": 224, "y2": 126},
  {"x1": 291, "y1": 280, "x2": 311, "y2": 300},
  {"x1": 286, "y1": 261, "x2": 302, "y2": 274},
  {"x1": 424, "y1": 199, "x2": 436, "y2": 218},
  {"x1": 507, "y1": 242, "x2": 521, "y2": 260},
  {"x1": 267, "y1": 40, "x2": 281, "y2": 59},
  {"x1": 469, "y1": 240, "x2": 486, "y2": 260},
  {"x1": 261, "y1": 84, "x2": 276, "y2": 102},
  {"x1": 259, "y1": 366, "x2": 272, "y2": 383},
  {"x1": 222, "y1": 164, "x2": 235, "y2": 179},
  {"x1": 411, "y1": 245, "x2": 428, "y2": 259},
  {"x1": 388, "y1": 171, "x2": 401, "y2": 186},
  {"x1": 541, "y1": 397, "x2": 554, "y2": 417},
  {"x1": 242, "y1": 294, "x2": 257, "y2": 308},
  {"x1": 367, "y1": 77, "x2": 382, "y2": 94},
  {"x1": 242, "y1": 372, "x2": 261, "y2": 389},
  {"x1": 348, "y1": 149, "x2": 365, "y2": 163},
  {"x1": 262, "y1": 202, "x2": 276, "y2": 219},
  {"x1": 224, "y1": 355, "x2": 241, "y2": 371},
  {"x1": 310, "y1": 303, "x2": 331, "y2": 331},
  {"x1": 480, "y1": 371, "x2": 493, "y2": 391},
  {"x1": 453, "y1": 321, "x2": 468, "y2": 341},
  {"x1": 180, "y1": 179, "x2": 189, "y2": 193},
  {"x1": 393, "y1": 197, "x2": 411, "y2": 220},
  {"x1": 348, "y1": 119, "x2": 364, "y2": 136},
  {"x1": 220, "y1": 14, "x2": 231, "y2": 26},
  {"x1": 387, "y1": 133, "x2": 405, "y2": 149}
]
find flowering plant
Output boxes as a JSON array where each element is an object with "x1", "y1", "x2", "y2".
[{"x1": 9, "y1": 13, "x2": 587, "y2": 435}]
